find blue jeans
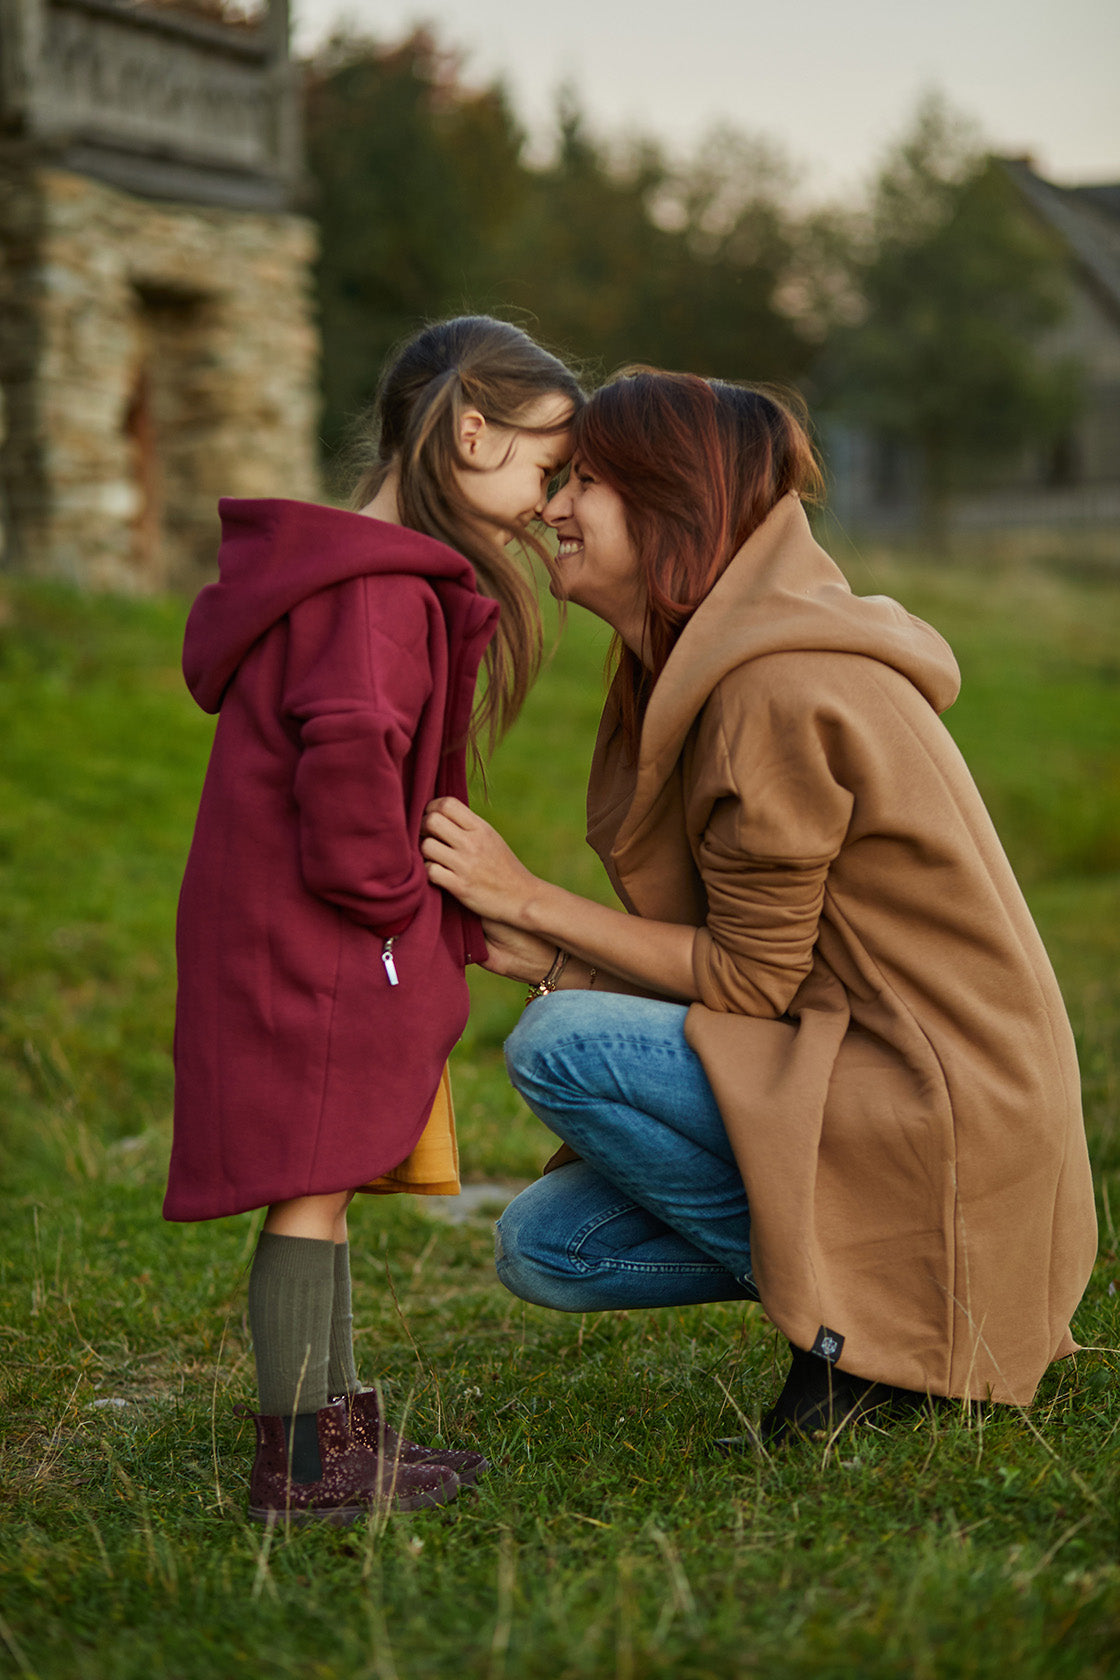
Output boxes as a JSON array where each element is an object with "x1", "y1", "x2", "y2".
[{"x1": 496, "y1": 990, "x2": 759, "y2": 1312}]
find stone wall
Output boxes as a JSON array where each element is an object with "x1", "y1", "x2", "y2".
[
  {"x1": 0, "y1": 158, "x2": 319, "y2": 591},
  {"x1": 0, "y1": 147, "x2": 46, "y2": 574}
]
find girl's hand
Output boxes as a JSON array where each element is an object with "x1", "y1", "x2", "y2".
[
  {"x1": 421, "y1": 797, "x2": 539, "y2": 923},
  {"x1": 477, "y1": 920, "x2": 558, "y2": 984}
]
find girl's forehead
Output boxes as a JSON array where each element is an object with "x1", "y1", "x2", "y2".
[{"x1": 519, "y1": 391, "x2": 576, "y2": 434}]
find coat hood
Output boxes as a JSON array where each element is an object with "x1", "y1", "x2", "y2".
[
  {"x1": 630, "y1": 494, "x2": 961, "y2": 787},
  {"x1": 587, "y1": 495, "x2": 962, "y2": 895},
  {"x1": 184, "y1": 498, "x2": 496, "y2": 714}
]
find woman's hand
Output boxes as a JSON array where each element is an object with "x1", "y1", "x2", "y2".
[
  {"x1": 477, "y1": 920, "x2": 558, "y2": 984},
  {"x1": 424, "y1": 797, "x2": 700, "y2": 1003},
  {"x1": 421, "y1": 797, "x2": 540, "y2": 924}
]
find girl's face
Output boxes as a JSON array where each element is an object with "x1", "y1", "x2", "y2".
[
  {"x1": 458, "y1": 393, "x2": 575, "y2": 543},
  {"x1": 543, "y1": 456, "x2": 647, "y2": 653}
]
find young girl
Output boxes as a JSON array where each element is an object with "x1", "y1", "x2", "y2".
[{"x1": 164, "y1": 317, "x2": 581, "y2": 1524}]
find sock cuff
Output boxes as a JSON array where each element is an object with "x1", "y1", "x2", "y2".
[{"x1": 253, "y1": 1230, "x2": 337, "y2": 1282}]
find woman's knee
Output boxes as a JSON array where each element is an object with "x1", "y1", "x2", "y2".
[
  {"x1": 493, "y1": 1178, "x2": 590, "y2": 1312},
  {"x1": 505, "y1": 990, "x2": 693, "y2": 1108},
  {"x1": 504, "y1": 990, "x2": 592, "y2": 1092}
]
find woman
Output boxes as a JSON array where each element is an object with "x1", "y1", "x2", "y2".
[
  {"x1": 165, "y1": 317, "x2": 582, "y2": 1521},
  {"x1": 421, "y1": 369, "x2": 1097, "y2": 1445}
]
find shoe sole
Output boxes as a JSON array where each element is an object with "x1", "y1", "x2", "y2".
[
  {"x1": 406, "y1": 1454, "x2": 489, "y2": 1487},
  {"x1": 248, "y1": 1477, "x2": 459, "y2": 1525},
  {"x1": 250, "y1": 1503, "x2": 373, "y2": 1528}
]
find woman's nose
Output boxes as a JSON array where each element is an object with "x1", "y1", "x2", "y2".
[{"x1": 543, "y1": 484, "x2": 570, "y2": 524}]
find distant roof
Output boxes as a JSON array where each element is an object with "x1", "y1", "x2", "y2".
[{"x1": 1000, "y1": 158, "x2": 1120, "y2": 327}]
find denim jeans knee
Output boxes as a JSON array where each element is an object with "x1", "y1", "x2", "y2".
[
  {"x1": 503, "y1": 989, "x2": 585, "y2": 1096},
  {"x1": 494, "y1": 1165, "x2": 758, "y2": 1313},
  {"x1": 493, "y1": 1175, "x2": 594, "y2": 1311},
  {"x1": 499, "y1": 990, "x2": 757, "y2": 1301}
]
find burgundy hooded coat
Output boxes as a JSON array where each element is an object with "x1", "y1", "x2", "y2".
[{"x1": 164, "y1": 498, "x2": 497, "y2": 1222}]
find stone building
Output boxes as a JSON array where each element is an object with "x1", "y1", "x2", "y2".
[{"x1": 0, "y1": 0, "x2": 319, "y2": 591}]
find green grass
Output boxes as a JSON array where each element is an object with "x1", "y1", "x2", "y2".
[{"x1": 1, "y1": 557, "x2": 1118, "y2": 1680}]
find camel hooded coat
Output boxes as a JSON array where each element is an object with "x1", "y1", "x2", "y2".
[
  {"x1": 585, "y1": 496, "x2": 1096, "y2": 1404},
  {"x1": 165, "y1": 499, "x2": 497, "y2": 1223}
]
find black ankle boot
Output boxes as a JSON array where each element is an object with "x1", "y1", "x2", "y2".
[
  {"x1": 761, "y1": 1344, "x2": 929, "y2": 1445},
  {"x1": 714, "y1": 1344, "x2": 931, "y2": 1454}
]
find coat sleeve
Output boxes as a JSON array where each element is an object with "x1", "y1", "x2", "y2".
[
  {"x1": 281, "y1": 575, "x2": 436, "y2": 934},
  {"x1": 690, "y1": 665, "x2": 854, "y2": 1016}
]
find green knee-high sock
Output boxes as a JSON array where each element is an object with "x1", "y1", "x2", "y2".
[
  {"x1": 327, "y1": 1241, "x2": 361, "y2": 1399},
  {"x1": 248, "y1": 1231, "x2": 335, "y2": 1418}
]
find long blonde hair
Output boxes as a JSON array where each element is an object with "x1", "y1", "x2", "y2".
[{"x1": 352, "y1": 317, "x2": 583, "y2": 756}]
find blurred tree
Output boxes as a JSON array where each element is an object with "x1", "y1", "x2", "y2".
[
  {"x1": 818, "y1": 96, "x2": 1078, "y2": 542},
  {"x1": 647, "y1": 126, "x2": 815, "y2": 381},
  {"x1": 304, "y1": 33, "x2": 821, "y2": 464},
  {"x1": 487, "y1": 96, "x2": 675, "y2": 378},
  {"x1": 502, "y1": 105, "x2": 815, "y2": 383},
  {"x1": 304, "y1": 29, "x2": 529, "y2": 464}
]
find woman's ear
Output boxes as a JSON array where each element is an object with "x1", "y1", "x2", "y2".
[{"x1": 458, "y1": 408, "x2": 487, "y2": 458}]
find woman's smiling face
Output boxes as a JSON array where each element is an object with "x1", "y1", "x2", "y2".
[{"x1": 543, "y1": 457, "x2": 647, "y2": 651}]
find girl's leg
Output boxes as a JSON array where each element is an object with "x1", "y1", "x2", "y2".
[
  {"x1": 245, "y1": 1191, "x2": 459, "y2": 1517},
  {"x1": 262, "y1": 1194, "x2": 362, "y2": 1400},
  {"x1": 503, "y1": 990, "x2": 757, "y2": 1294},
  {"x1": 328, "y1": 1239, "x2": 361, "y2": 1400},
  {"x1": 249, "y1": 1191, "x2": 353, "y2": 1475},
  {"x1": 261, "y1": 1194, "x2": 490, "y2": 1486},
  {"x1": 263, "y1": 1192, "x2": 352, "y2": 1242}
]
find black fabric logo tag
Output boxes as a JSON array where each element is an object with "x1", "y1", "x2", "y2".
[{"x1": 811, "y1": 1326, "x2": 845, "y2": 1363}]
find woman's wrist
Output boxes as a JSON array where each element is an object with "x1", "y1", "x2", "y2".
[
  {"x1": 521, "y1": 949, "x2": 602, "y2": 1002},
  {"x1": 517, "y1": 877, "x2": 566, "y2": 941},
  {"x1": 556, "y1": 955, "x2": 599, "y2": 992},
  {"x1": 524, "y1": 947, "x2": 569, "y2": 1006}
]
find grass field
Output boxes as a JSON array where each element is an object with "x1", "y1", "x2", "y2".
[{"x1": 1, "y1": 550, "x2": 1118, "y2": 1680}]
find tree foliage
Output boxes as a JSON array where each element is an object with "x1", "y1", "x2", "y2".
[
  {"x1": 304, "y1": 30, "x2": 530, "y2": 460},
  {"x1": 305, "y1": 42, "x2": 1080, "y2": 533},
  {"x1": 818, "y1": 96, "x2": 1078, "y2": 535},
  {"x1": 303, "y1": 31, "x2": 818, "y2": 462}
]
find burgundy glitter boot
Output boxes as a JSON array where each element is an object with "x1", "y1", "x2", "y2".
[
  {"x1": 340, "y1": 1387, "x2": 489, "y2": 1487},
  {"x1": 245, "y1": 1396, "x2": 459, "y2": 1525}
]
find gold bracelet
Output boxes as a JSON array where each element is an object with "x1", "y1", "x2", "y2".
[{"x1": 524, "y1": 948, "x2": 569, "y2": 1007}]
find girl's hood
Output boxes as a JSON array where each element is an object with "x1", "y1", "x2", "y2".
[{"x1": 183, "y1": 498, "x2": 494, "y2": 714}]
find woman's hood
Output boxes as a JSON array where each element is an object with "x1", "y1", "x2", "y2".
[
  {"x1": 183, "y1": 498, "x2": 494, "y2": 714},
  {"x1": 585, "y1": 495, "x2": 963, "y2": 894},
  {"x1": 636, "y1": 494, "x2": 961, "y2": 784}
]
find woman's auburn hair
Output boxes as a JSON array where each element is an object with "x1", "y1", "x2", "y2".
[
  {"x1": 351, "y1": 315, "x2": 584, "y2": 759},
  {"x1": 572, "y1": 368, "x2": 825, "y2": 751}
]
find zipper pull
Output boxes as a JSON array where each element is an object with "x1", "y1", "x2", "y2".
[{"x1": 381, "y1": 937, "x2": 400, "y2": 986}]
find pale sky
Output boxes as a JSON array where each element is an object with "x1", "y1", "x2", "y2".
[{"x1": 290, "y1": 0, "x2": 1118, "y2": 202}]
